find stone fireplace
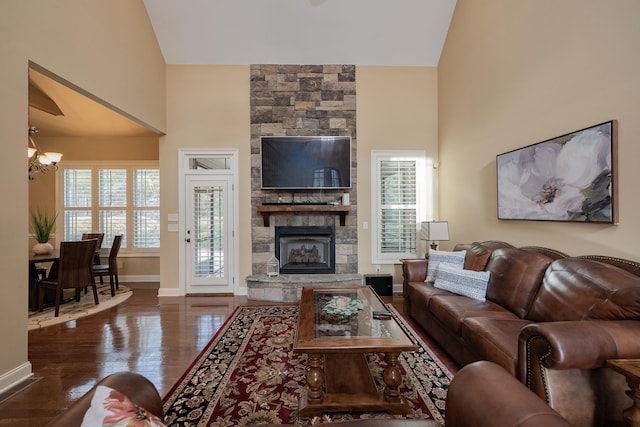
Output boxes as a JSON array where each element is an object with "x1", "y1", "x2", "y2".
[
  {"x1": 249, "y1": 64, "x2": 359, "y2": 278},
  {"x1": 276, "y1": 226, "x2": 335, "y2": 274}
]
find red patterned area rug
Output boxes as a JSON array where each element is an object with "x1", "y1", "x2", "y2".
[{"x1": 162, "y1": 305, "x2": 451, "y2": 426}]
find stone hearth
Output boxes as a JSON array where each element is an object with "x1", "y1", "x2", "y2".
[{"x1": 246, "y1": 273, "x2": 363, "y2": 302}]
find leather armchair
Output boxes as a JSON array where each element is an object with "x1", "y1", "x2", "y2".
[{"x1": 46, "y1": 372, "x2": 163, "y2": 427}]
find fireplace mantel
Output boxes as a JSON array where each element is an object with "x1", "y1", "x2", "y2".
[{"x1": 256, "y1": 205, "x2": 352, "y2": 227}]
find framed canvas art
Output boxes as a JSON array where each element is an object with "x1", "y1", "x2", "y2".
[{"x1": 496, "y1": 120, "x2": 618, "y2": 223}]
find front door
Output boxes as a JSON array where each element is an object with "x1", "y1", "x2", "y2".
[{"x1": 185, "y1": 175, "x2": 233, "y2": 294}]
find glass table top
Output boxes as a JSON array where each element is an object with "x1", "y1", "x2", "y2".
[{"x1": 312, "y1": 288, "x2": 391, "y2": 339}]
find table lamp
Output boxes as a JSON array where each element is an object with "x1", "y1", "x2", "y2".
[{"x1": 420, "y1": 221, "x2": 449, "y2": 257}]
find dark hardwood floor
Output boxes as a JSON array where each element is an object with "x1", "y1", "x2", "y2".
[{"x1": 0, "y1": 284, "x2": 456, "y2": 426}]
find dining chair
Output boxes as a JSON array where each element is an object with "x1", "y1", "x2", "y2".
[
  {"x1": 93, "y1": 234, "x2": 123, "y2": 297},
  {"x1": 37, "y1": 239, "x2": 99, "y2": 317},
  {"x1": 81, "y1": 232, "x2": 105, "y2": 265}
]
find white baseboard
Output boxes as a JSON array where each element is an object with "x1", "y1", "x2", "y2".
[
  {"x1": 119, "y1": 275, "x2": 160, "y2": 283},
  {"x1": 393, "y1": 283, "x2": 403, "y2": 294},
  {"x1": 157, "y1": 287, "x2": 182, "y2": 297},
  {"x1": 0, "y1": 362, "x2": 33, "y2": 395}
]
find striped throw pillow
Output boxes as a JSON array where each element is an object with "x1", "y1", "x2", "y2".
[
  {"x1": 434, "y1": 263, "x2": 491, "y2": 301},
  {"x1": 426, "y1": 249, "x2": 467, "y2": 283}
]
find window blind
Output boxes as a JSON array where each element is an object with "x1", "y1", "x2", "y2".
[{"x1": 379, "y1": 160, "x2": 417, "y2": 254}]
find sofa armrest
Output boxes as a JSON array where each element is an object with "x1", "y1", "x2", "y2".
[
  {"x1": 402, "y1": 259, "x2": 428, "y2": 284},
  {"x1": 445, "y1": 361, "x2": 571, "y2": 427},
  {"x1": 518, "y1": 320, "x2": 640, "y2": 385},
  {"x1": 46, "y1": 372, "x2": 163, "y2": 427}
]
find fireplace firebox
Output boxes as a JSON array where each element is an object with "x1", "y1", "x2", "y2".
[{"x1": 275, "y1": 226, "x2": 335, "y2": 274}]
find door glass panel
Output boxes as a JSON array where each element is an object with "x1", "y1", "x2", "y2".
[
  {"x1": 193, "y1": 185, "x2": 224, "y2": 278},
  {"x1": 189, "y1": 157, "x2": 231, "y2": 170}
]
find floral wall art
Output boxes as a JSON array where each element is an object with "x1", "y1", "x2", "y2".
[{"x1": 496, "y1": 120, "x2": 618, "y2": 223}]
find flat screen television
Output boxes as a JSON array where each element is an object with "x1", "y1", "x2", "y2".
[{"x1": 261, "y1": 136, "x2": 352, "y2": 190}]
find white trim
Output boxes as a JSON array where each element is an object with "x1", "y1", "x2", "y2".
[
  {"x1": 119, "y1": 274, "x2": 160, "y2": 282},
  {"x1": 0, "y1": 362, "x2": 33, "y2": 395},
  {"x1": 178, "y1": 149, "x2": 240, "y2": 296},
  {"x1": 157, "y1": 287, "x2": 182, "y2": 298},
  {"x1": 59, "y1": 160, "x2": 159, "y2": 168},
  {"x1": 105, "y1": 252, "x2": 159, "y2": 259}
]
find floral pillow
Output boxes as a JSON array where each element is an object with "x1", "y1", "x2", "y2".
[
  {"x1": 81, "y1": 385, "x2": 166, "y2": 427},
  {"x1": 425, "y1": 249, "x2": 467, "y2": 283}
]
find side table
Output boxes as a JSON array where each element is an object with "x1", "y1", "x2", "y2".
[{"x1": 607, "y1": 358, "x2": 640, "y2": 427}]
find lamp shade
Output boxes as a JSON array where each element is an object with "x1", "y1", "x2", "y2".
[
  {"x1": 420, "y1": 221, "x2": 449, "y2": 242},
  {"x1": 45, "y1": 152, "x2": 63, "y2": 163}
]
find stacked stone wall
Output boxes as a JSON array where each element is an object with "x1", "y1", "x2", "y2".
[{"x1": 250, "y1": 64, "x2": 358, "y2": 275}]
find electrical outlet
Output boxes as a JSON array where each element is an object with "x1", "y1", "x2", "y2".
[{"x1": 375, "y1": 265, "x2": 380, "y2": 274}]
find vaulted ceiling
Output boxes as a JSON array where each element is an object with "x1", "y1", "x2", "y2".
[
  {"x1": 143, "y1": 0, "x2": 457, "y2": 66},
  {"x1": 30, "y1": 0, "x2": 456, "y2": 138}
]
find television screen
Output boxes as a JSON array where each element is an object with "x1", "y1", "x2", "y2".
[{"x1": 261, "y1": 136, "x2": 352, "y2": 189}]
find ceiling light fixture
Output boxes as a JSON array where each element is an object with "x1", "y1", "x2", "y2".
[{"x1": 28, "y1": 126, "x2": 63, "y2": 180}]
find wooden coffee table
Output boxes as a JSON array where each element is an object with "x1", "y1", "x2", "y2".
[
  {"x1": 607, "y1": 359, "x2": 640, "y2": 427},
  {"x1": 293, "y1": 286, "x2": 418, "y2": 416}
]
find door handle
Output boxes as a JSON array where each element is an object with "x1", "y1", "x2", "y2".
[{"x1": 185, "y1": 238, "x2": 191, "y2": 243}]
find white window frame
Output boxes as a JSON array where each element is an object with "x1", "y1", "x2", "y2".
[
  {"x1": 55, "y1": 160, "x2": 160, "y2": 257},
  {"x1": 371, "y1": 150, "x2": 428, "y2": 264}
]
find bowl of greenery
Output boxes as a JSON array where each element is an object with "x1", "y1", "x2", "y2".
[{"x1": 30, "y1": 208, "x2": 58, "y2": 254}]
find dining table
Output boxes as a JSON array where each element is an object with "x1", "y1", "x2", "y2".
[{"x1": 28, "y1": 249, "x2": 61, "y2": 311}]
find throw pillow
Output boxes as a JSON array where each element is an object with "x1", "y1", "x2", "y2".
[
  {"x1": 434, "y1": 263, "x2": 491, "y2": 301},
  {"x1": 425, "y1": 249, "x2": 467, "y2": 283},
  {"x1": 81, "y1": 385, "x2": 166, "y2": 427}
]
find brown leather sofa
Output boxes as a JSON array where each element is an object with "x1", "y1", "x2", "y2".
[
  {"x1": 46, "y1": 361, "x2": 572, "y2": 427},
  {"x1": 403, "y1": 241, "x2": 640, "y2": 427}
]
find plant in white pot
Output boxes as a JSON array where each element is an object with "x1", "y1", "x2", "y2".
[{"x1": 31, "y1": 208, "x2": 58, "y2": 255}]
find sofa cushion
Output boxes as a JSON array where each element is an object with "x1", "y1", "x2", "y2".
[
  {"x1": 406, "y1": 282, "x2": 451, "y2": 308},
  {"x1": 81, "y1": 385, "x2": 166, "y2": 427},
  {"x1": 453, "y1": 242, "x2": 494, "y2": 271},
  {"x1": 485, "y1": 248, "x2": 553, "y2": 319},
  {"x1": 434, "y1": 263, "x2": 491, "y2": 301},
  {"x1": 428, "y1": 294, "x2": 517, "y2": 335},
  {"x1": 461, "y1": 317, "x2": 533, "y2": 376},
  {"x1": 528, "y1": 258, "x2": 640, "y2": 322},
  {"x1": 426, "y1": 249, "x2": 466, "y2": 283}
]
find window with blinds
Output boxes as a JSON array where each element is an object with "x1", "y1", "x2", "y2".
[
  {"x1": 134, "y1": 169, "x2": 160, "y2": 248},
  {"x1": 371, "y1": 151, "x2": 427, "y2": 263},
  {"x1": 59, "y1": 161, "x2": 160, "y2": 253}
]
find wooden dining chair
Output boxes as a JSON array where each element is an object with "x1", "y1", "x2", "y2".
[
  {"x1": 37, "y1": 239, "x2": 99, "y2": 317},
  {"x1": 81, "y1": 232, "x2": 105, "y2": 265},
  {"x1": 93, "y1": 235, "x2": 123, "y2": 297}
]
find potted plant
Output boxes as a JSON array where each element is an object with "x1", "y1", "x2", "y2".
[{"x1": 31, "y1": 208, "x2": 58, "y2": 255}]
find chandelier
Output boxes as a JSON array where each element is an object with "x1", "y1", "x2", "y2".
[{"x1": 28, "y1": 126, "x2": 63, "y2": 180}]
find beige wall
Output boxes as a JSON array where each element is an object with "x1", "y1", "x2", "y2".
[
  {"x1": 438, "y1": 0, "x2": 640, "y2": 258},
  {"x1": 161, "y1": 65, "x2": 251, "y2": 295},
  {"x1": 159, "y1": 65, "x2": 438, "y2": 295},
  {"x1": 0, "y1": 0, "x2": 165, "y2": 389},
  {"x1": 356, "y1": 67, "x2": 439, "y2": 281}
]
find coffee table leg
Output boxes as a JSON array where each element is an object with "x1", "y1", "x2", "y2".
[
  {"x1": 306, "y1": 353, "x2": 324, "y2": 403},
  {"x1": 383, "y1": 352, "x2": 402, "y2": 402},
  {"x1": 622, "y1": 378, "x2": 640, "y2": 427}
]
